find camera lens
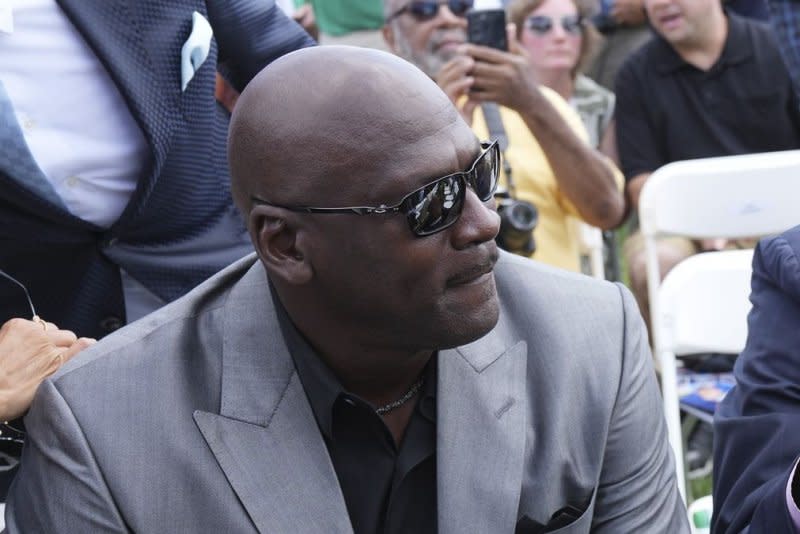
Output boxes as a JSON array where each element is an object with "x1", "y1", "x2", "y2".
[{"x1": 497, "y1": 199, "x2": 538, "y2": 255}]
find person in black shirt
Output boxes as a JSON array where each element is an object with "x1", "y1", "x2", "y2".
[{"x1": 615, "y1": 0, "x2": 800, "y2": 328}]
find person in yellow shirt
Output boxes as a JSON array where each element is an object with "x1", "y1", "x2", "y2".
[
  {"x1": 383, "y1": 0, "x2": 624, "y2": 272},
  {"x1": 471, "y1": 91, "x2": 600, "y2": 270}
]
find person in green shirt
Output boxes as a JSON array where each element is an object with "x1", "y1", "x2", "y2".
[{"x1": 296, "y1": 0, "x2": 388, "y2": 49}]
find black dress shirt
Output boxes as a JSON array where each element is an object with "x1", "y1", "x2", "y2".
[{"x1": 275, "y1": 300, "x2": 437, "y2": 534}]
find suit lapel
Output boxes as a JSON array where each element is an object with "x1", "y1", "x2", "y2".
[
  {"x1": 437, "y1": 328, "x2": 528, "y2": 534},
  {"x1": 193, "y1": 263, "x2": 352, "y2": 534},
  {"x1": 55, "y1": 0, "x2": 176, "y2": 223}
]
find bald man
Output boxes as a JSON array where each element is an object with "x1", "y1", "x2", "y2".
[{"x1": 6, "y1": 47, "x2": 687, "y2": 533}]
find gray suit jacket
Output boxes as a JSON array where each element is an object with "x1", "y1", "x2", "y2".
[{"x1": 6, "y1": 252, "x2": 688, "y2": 533}]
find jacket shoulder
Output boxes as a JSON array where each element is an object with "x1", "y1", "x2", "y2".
[
  {"x1": 493, "y1": 252, "x2": 632, "y2": 367},
  {"x1": 52, "y1": 254, "x2": 260, "y2": 382},
  {"x1": 754, "y1": 225, "x2": 800, "y2": 302}
]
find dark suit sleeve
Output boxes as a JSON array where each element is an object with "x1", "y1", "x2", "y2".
[
  {"x1": 206, "y1": 0, "x2": 316, "y2": 92},
  {"x1": 712, "y1": 228, "x2": 800, "y2": 533},
  {"x1": 4, "y1": 380, "x2": 128, "y2": 533},
  {"x1": 591, "y1": 284, "x2": 689, "y2": 533}
]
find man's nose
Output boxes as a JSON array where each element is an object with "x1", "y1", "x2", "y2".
[
  {"x1": 450, "y1": 188, "x2": 501, "y2": 248},
  {"x1": 436, "y1": 4, "x2": 467, "y2": 26}
]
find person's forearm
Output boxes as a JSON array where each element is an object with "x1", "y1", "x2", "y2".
[
  {"x1": 518, "y1": 91, "x2": 624, "y2": 229},
  {"x1": 627, "y1": 172, "x2": 651, "y2": 213}
]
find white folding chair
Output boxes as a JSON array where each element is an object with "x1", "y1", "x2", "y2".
[
  {"x1": 639, "y1": 149, "x2": 800, "y2": 501},
  {"x1": 575, "y1": 220, "x2": 605, "y2": 279},
  {"x1": 658, "y1": 249, "x2": 753, "y2": 499},
  {"x1": 687, "y1": 494, "x2": 713, "y2": 534}
]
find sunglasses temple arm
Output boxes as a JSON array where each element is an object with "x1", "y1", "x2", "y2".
[{"x1": 0, "y1": 269, "x2": 38, "y2": 319}]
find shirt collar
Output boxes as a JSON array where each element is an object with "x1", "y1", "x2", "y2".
[
  {"x1": 655, "y1": 11, "x2": 753, "y2": 74},
  {"x1": 273, "y1": 288, "x2": 437, "y2": 438},
  {"x1": 273, "y1": 289, "x2": 342, "y2": 439}
]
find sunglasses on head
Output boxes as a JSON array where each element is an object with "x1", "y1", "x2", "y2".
[
  {"x1": 386, "y1": 0, "x2": 474, "y2": 23},
  {"x1": 525, "y1": 14, "x2": 584, "y2": 36},
  {"x1": 251, "y1": 141, "x2": 500, "y2": 237}
]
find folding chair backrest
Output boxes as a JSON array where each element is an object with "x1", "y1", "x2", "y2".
[
  {"x1": 575, "y1": 220, "x2": 605, "y2": 280},
  {"x1": 659, "y1": 250, "x2": 753, "y2": 356},
  {"x1": 640, "y1": 150, "x2": 800, "y2": 240},
  {"x1": 637, "y1": 150, "x2": 800, "y2": 502}
]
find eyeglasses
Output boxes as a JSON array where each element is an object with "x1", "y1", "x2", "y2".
[
  {"x1": 0, "y1": 268, "x2": 37, "y2": 318},
  {"x1": 0, "y1": 419, "x2": 25, "y2": 460},
  {"x1": 251, "y1": 141, "x2": 500, "y2": 237},
  {"x1": 524, "y1": 14, "x2": 584, "y2": 36},
  {"x1": 386, "y1": 0, "x2": 474, "y2": 23}
]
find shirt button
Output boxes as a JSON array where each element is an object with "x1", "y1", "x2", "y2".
[
  {"x1": 99, "y1": 316, "x2": 123, "y2": 333},
  {"x1": 65, "y1": 175, "x2": 80, "y2": 187},
  {"x1": 21, "y1": 116, "x2": 36, "y2": 131}
]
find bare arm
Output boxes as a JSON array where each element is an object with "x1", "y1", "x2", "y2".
[
  {"x1": 514, "y1": 87, "x2": 624, "y2": 229},
  {"x1": 627, "y1": 172, "x2": 651, "y2": 214},
  {"x1": 461, "y1": 28, "x2": 624, "y2": 229},
  {"x1": 599, "y1": 118, "x2": 620, "y2": 167}
]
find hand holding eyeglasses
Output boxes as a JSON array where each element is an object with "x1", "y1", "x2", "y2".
[{"x1": 0, "y1": 318, "x2": 94, "y2": 421}]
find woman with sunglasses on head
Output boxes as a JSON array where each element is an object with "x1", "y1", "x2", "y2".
[{"x1": 508, "y1": 0, "x2": 616, "y2": 158}]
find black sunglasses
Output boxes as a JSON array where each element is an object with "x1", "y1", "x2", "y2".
[
  {"x1": 0, "y1": 419, "x2": 25, "y2": 460},
  {"x1": 525, "y1": 14, "x2": 584, "y2": 36},
  {"x1": 252, "y1": 141, "x2": 500, "y2": 237},
  {"x1": 386, "y1": 0, "x2": 474, "y2": 22}
]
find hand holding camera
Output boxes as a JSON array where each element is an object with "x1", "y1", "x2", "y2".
[
  {"x1": 462, "y1": 12, "x2": 544, "y2": 114},
  {"x1": 436, "y1": 55, "x2": 478, "y2": 125},
  {"x1": 461, "y1": 10, "x2": 540, "y2": 257}
]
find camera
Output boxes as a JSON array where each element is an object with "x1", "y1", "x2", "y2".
[{"x1": 494, "y1": 188, "x2": 538, "y2": 256}]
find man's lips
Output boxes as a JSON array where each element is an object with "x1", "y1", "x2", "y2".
[
  {"x1": 656, "y1": 12, "x2": 682, "y2": 30},
  {"x1": 446, "y1": 250, "x2": 499, "y2": 287},
  {"x1": 436, "y1": 40, "x2": 464, "y2": 52},
  {"x1": 433, "y1": 32, "x2": 466, "y2": 52}
]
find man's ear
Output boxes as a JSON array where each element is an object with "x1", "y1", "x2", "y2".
[
  {"x1": 249, "y1": 205, "x2": 313, "y2": 285},
  {"x1": 382, "y1": 24, "x2": 397, "y2": 53}
]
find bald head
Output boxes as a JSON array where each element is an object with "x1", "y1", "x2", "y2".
[
  {"x1": 384, "y1": 0, "x2": 403, "y2": 18},
  {"x1": 228, "y1": 46, "x2": 465, "y2": 214}
]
